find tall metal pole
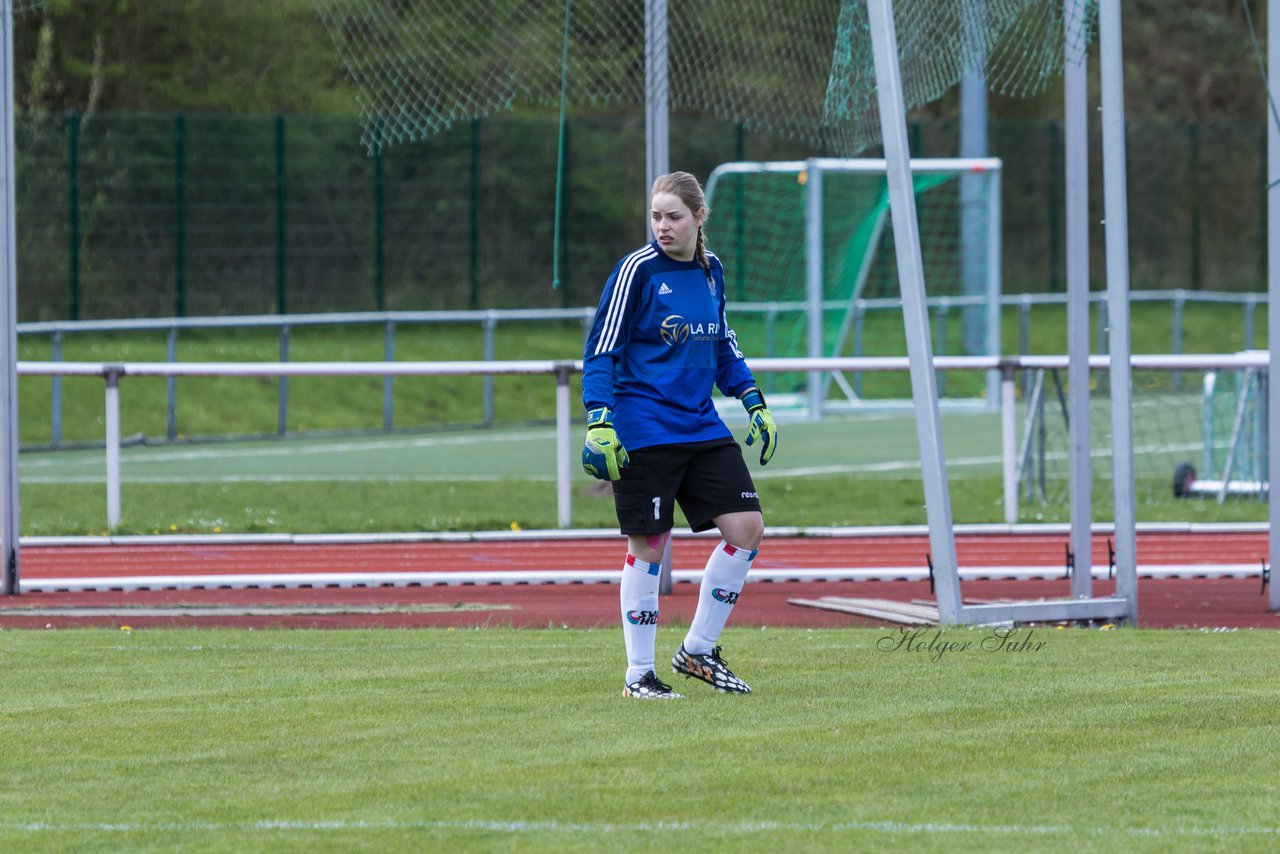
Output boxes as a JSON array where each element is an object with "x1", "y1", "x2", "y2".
[
  {"x1": 1064, "y1": 0, "x2": 1092, "y2": 599},
  {"x1": 866, "y1": 0, "x2": 963, "y2": 624},
  {"x1": 1099, "y1": 0, "x2": 1138, "y2": 622},
  {"x1": 805, "y1": 159, "x2": 825, "y2": 420},
  {"x1": 0, "y1": 0, "x2": 20, "y2": 595},
  {"x1": 1268, "y1": 0, "x2": 1280, "y2": 612},
  {"x1": 646, "y1": 0, "x2": 675, "y2": 596},
  {"x1": 644, "y1": 0, "x2": 669, "y2": 234},
  {"x1": 960, "y1": 0, "x2": 992, "y2": 402}
]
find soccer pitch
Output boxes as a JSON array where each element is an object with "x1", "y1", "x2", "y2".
[
  {"x1": 17, "y1": 409, "x2": 1008, "y2": 486},
  {"x1": 15, "y1": 403, "x2": 1269, "y2": 534},
  {"x1": 1, "y1": 627, "x2": 1275, "y2": 852}
]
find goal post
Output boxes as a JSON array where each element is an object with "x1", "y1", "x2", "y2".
[
  {"x1": 1, "y1": 0, "x2": 18, "y2": 596},
  {"x1": 865, "y1": 0, "x2": 1136, "y2": 626},
  {"x1": 705, "y1": 157, "x2": 1003, "y2": 418}
]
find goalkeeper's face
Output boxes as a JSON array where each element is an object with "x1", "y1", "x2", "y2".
[{"x1": 650, "y1": 192, "x2": 703, "y2": 262}]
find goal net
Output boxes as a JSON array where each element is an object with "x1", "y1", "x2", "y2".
[
  {"x1": 1018, "y1": 360, "x2": 1270, "y2": 515},
  {"x1": 704, "y1": 158, "x2": 1002, "y2": 412},
  {"x1": 312, "y1": 0, "x2": 1086, "y2": 155}
]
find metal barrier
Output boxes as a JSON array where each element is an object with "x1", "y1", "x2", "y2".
[
  {"x1": 17, "y1": 290, "x2": 1269, "y2": 447},
  {"x1": 15, "y1": 351, "x2": 1269, "y2": 531}
]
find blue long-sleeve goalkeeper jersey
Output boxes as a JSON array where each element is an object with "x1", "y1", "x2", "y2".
[{"x1": 582, "y1": 241, "x2": 756, "y2": 451}]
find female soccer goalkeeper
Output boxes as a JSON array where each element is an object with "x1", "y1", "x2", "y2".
[{"x1": 581, "y1": 170, "x2": 778, "y2": 700}]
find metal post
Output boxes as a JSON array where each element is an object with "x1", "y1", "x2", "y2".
[
  {"x1": 960, "y1": 0, "x2": 988, "y2": 360},
  {"x1": 1001, "y1": 365, "x2": 1017, "y2": 525},
  {"x1": 985, "y1": 166, "x2": 1003, "y2": 407},
  {"x1": 105, "y1": 368, "x2": 122, "y2": 530},
  {"x1": 1099, "y1": 0, "x2": 1138, "y2": 622},
  {"x1": 0, "y1": 0, "x2": 19, "y2": 593},
  {"x1": 866, "y1": 0, "x2": 963, "y2": 624},
  {"x1": 805, "y1": 158, "x2": 824, "y2": 420},
  {"x1": 934, "y1": 300, "x2": 948, "y2": 399},
  {"x1": 644, "y1": 0, "x2": 669, "y2": 234},
  {"x1": 555, "y1": 364, "x2": 572, "y2": 528},
  {"x1": 166, "y1": 326, "x2": 178, "y2": 440},
  {"x1": 1268, "y1": 0, "x2": 1280, "y2": 611},
  {"x1": 483, "y1": 312, "x2": 496, "y2": 427},
  {"x1": 277, "y1": 324, "x2": 290, "y2": 436},
  {"x1": 383, "y1": 320, "x2": 394, "y2": 431},
  {"x1": 1064, "y1": 0, "x2": 1093, "y2": 598},
  {"x1": 1244, "y1": 294, "x2": 1257, "y2": 351},
  {"x1": 51, "y1": 330, "x2": 62, "y2": 447},
  {"x1": 659, "y1": 535, "x2": 673, "y2": 596},
  {"x1": 1172, "y1": 292, "x2": 1184, "y2": 392}
]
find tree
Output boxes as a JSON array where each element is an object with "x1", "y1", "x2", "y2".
[{"x1": 14, "y1": 0, "x2": 358, "y2": 117}]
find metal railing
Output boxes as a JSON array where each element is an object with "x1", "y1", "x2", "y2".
[
  {"x1": 17, "y1": 290, "x2": 1269, "y2": 447},
  {"x1": 15, "y1": 351, "x2": 1270, "y2": 531}
]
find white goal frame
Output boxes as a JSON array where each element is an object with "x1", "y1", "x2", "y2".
[
  {"x1": 866, "y1": 0, "x2": 1138, "y2": 626},
  {"x1": 705, "y1": 157, "x2": 1004, "y2": 419}
]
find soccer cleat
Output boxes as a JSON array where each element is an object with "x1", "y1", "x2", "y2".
[
  {"x1": 672, "y1": 644, "x2": 752, "y2": 694},
  {"x1": 622, "y1": 671, "x2": 684, "y2": 699}
]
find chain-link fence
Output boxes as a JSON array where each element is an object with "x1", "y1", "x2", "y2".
[{"x1": 13, "y1": 112, "x2": 1271, "y2": 321}]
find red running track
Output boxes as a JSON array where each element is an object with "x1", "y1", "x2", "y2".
[
  {"x1": 2, "y1": 530, "x2": 1277, "y2": 630},
  {"x1": 16, "y1": 530, "x2": 1271, "y2": 576}
]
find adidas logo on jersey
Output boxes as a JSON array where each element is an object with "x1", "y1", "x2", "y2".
[{"x1": 658, "y1": 282, "x2": 673, "y2": 295}]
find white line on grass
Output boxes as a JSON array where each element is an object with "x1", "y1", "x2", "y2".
[
  {"x1": 18, "y1": 429, "x2": 557, "y2": 469},
  {"x1": 5, "y1": 818, "x2": 1278, "y2": 840},
  {"x1": 19, "y1": 440, "x2": 1203, "y2": 484},
  {"x1": 21, "y1": 473, "x2": 556, "y2": 484}
]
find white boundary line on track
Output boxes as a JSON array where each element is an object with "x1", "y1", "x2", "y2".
[
  {"x1": 16, "y1": 565, "x2": 1269, "y2": 594},
  {"x1": 17, "y1": 520, "x2": 1270, "y2": 548},
  {"x1": 4, "y1": 817, "x2": 1278, "y2": 840}
]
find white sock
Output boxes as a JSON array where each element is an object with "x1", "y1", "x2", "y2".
[
  {"x1": 683, "y1": 541, "x2": 755, "y2": 655},
  {"x1": 620, "y1": 553, "x2": 662, "y2": 684}
]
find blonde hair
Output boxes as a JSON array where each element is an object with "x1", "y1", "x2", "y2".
[{"x1": 651, "y1": 171, "x2": 711, "y2": 276}]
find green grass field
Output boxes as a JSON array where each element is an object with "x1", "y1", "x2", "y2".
[
  {"x1": 6, "y1": 306, "x2": 1275, "y2": 853},
  {"x1": 1, "y1": 627, "x2": 1276, "y2": 853}
]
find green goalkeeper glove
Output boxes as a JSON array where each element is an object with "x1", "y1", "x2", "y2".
[
  {"x1": 741, "y1": 387, "x2": 778, "y2": 465},
  {"x1": 582, "y1": 406, "x2": 630, "y2": 481}
]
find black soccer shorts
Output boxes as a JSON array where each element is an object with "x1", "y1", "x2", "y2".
[{"x1": 611, "y1": 437, "x2": 761, "y2": 534}]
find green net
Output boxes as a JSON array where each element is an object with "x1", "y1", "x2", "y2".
[
  {"x1": 705, "y1": 162, "x2": 999, "y2": 404},
  {"x1": 313, "y1": 0, "x2": 1094, "y2": 154},
  {"x1": 1018, "y1": 365, "x2": 1269, "y2": 512}
]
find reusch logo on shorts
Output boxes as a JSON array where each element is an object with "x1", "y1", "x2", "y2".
[
  {"x1": 627, "y1": 609, "x2": 659, "y2": 625},
  {"x1": 660, "y1": 314, "x2": 690, "y2": 346},
  {"x1": 711, "y1": 588, "x2": 739, "y2": 605}
]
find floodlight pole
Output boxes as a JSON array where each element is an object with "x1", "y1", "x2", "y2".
[
  {"x1": 644, "y1": 0, "x2": 669, "y2": 232},
  {"x1": 865, "y1": 0, "x2": 963, "y2": 624},
  {"x1": 0, "y1": 0, "x2": 19, "y2": 596},
  {"x1": 1064, "y1": 0, "x2": 1092, "y2": 599},
  {"x1": 1098, "y1": 0, "x2": 1138, "y2": 622},
  {"x1": 960, "y1": 0, "x2": 996, "y2": 405},
  {"x1": 645, "y1": 0, "x2": 675, "y2": 594},
  {"x1": 1268, "y1": 0, "x2": 1280, "y2": 612}
]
